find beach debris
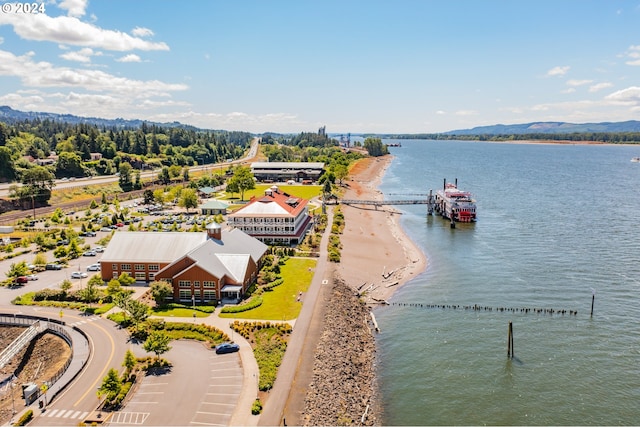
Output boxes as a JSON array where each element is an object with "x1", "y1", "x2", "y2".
[
  {"x1": 370, "y1": 312, "x2": 380, "y2": 332},
  {"x1": 385, "y1": 281, "x2": 399, "y2": 288}
]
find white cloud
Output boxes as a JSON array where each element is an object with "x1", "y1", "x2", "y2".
[
  {"x1": 116, "y1": 54, "x2": 142, "y2": 63},
  {"x1": 150, "y1": 111, "x2": 304, "y2": 133},
  {"x1": 567, "y1": 79, "x2": 593, "y2": 86},
  {"x1": 58, "y1": 0, "x2": 88, "y2": 17},
  {"x1": 0, "y1": 49, "x2": 187, "y2": 95},
  {"x1": 624, "y1": 45, "x2": 640, "y2": 66},
  {"x1": 0, "y1": 13, "x2": 169, "y2": 51},
  {"x1": 132, "y1": 27, "x2": 154, "y2": 38},
  {"x1": 561, "y1": 88, "x2": 576, "y2": 94},
  {"x1": 455, "y1": 110, "x2": 478, "y2": 116},
  {"x1": 589, "y1": 82, "x2": 613, "y2": 92},
  {"x1": 435, "y1": 110, "x2": 446, "y2": 115},
  {"x1": 0, "y1": 37, "x2": 3, "y2": 45},
  {"x1": 605, "y1": 86, "x2": 640, "y2": 105},
  {"x1": 59, "y1": 47, "x2": 101, "y2": 63},
  {"x1": 546, "y1": 66, "x2": 570, "y2": 77}
]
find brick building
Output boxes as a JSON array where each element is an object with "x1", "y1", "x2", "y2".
[{"x1": 99, "y1": 223, "x2": 267, "y2": 303}]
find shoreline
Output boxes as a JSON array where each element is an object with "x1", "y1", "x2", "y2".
[{"x1": 336, "y1": 155, "x2": 427, "y2": 304}]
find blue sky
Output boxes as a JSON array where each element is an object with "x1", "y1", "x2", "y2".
[{"x1": 1, "y1": 0, "x2": 639, "y2": 134}]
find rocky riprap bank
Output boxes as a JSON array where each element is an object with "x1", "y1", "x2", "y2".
[{"x1": 302, "y1": 278, "x2": 379, "y2": 426}]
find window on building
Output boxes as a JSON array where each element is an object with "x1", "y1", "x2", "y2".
[
  {"x1": 178, "y1": 280, "x2": 191, "y2": 288},
  {"x1": 121, "y1": 264, "x2": 131, "y2": 271},
  {"x1": 148, "y1": 264, "x2": 159, "y2": 271},
  {"x1": 135, "y1": 264, "x2": 145, "y2": 271},
  {"x1": 149, "y1": 273, "x2": 155, "y2": 281},
  {"x1": 112, "y1": 272, "x2": 118, "y2": 279},
  {"x1": 203, "y1": 281, "x2": 216, "y2": 288},
  {"x1": 112, "y1": 264, "x2": 118, "y2": 270},
  {"x1": 179, "y1": 290, "x2": 191, "y2": 300},
  {"x1": 135, "y1": 272, "x2": 146, "y2": 280},
  {"x1": 193, "y1": 281, "x2": 200, "y2": 289},
  {"x1": 203, "y1": 290, "x2": 216, "y2": 301}
]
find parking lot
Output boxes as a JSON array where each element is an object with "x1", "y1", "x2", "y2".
[{"x1": 111, "y1": 340, "x2": 243, "y2": 426}]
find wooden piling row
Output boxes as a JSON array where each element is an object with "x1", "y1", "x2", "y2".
[{"x1": 387, "y1": 302, "x2": 578, "y2": 316}]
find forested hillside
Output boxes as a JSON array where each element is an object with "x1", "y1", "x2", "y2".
[{"x1": 0, "y1": 119, "x2": 252, "y2": 182}]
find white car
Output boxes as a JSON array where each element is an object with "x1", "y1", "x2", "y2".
[
  {"x1": 26, "y1": 274, "x2": 39, "y2": 281},
  {"x1": 70, "y1": 271, "x2": 88, "y2": 279},
  {"x1": 86, "y1": 264, "x2": 101, "y2": 272}
]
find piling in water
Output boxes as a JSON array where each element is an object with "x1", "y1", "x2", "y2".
[{"x1": 507, "y1": 321, "x2": 514, "y2": 358}]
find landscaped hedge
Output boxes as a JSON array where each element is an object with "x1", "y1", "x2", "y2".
[
  {"x1": 263, "y1": 278, "x2": 284, "y2": 291},
  {"x1": 14, "y1": 409, "x2": 33, "y2": 426},
  {"x1": 219, "y1": 296, "x2": 263, "y2": 313}
]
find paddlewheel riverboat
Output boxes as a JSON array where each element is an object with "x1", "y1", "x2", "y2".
[{"x1": 433, "y1": 178, "x2": 477, "y2": 224}]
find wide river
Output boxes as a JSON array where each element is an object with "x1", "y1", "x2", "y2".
[{"x1": 373, "y1": 139, "x2": 640, "y2": 425}]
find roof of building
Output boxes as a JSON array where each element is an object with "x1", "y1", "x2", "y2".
[
  {"x1": 182, "y1": 241, "x2": 251, "y2": 282},
  {"x1": 198, "y1": 186, "x2": 217, "y2": 194},
  {"x1": 101, "y1": 232, "x2": 207, "y2": 263},
  {"x1": 228, "y1": 189, "x2": 308, "y2": 218},
  {"x1": 199, "y1": 200, "x2": 229, "y2": 209},
  {"x1": 251, "y1": 161, "x2": 324, "y2": 170},
  {"x1": 100, "y1": 228, "x2": 267, "y2": 265}
]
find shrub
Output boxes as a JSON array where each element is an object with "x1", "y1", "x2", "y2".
[
  {"x1": 15, "y1": 409, "x2": 33, "y2": 426},
  {"x1": 251, "y1": 398, "x2": 263, "y2": 415},
  {"x1": 220, "y1": 296, "x2": 263, "y2": 313}
]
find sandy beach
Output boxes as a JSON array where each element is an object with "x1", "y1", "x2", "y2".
[
  {"x1": 336, "y1": 155, "x2": 427, "y2": 303},
  {"x1": 291, "y1": 154, "x2": 427, "y2": 425}
]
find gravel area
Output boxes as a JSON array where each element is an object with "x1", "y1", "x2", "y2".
[{"x1": 301, "y1": 278, "x2": 379, "y2": 426}]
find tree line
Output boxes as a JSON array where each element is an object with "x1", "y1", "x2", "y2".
[
  {"x1": 376, "y1": 132, "x2": 640, "y2": 143},
  {"x1": 0, "y1": 119, "x2": 252, "y2": 183}
]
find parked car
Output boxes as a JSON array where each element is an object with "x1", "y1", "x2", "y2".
[
  {"x1": 83, "y1": 250, "x2": 97, "y2": 257},
  {"x1": 81, "y1": 231, "x2": 97, "y2": 237},
  {"x1": 95, "y1": 246, "x2": 105, "y2": 253},
  {"x1": 26, "y1": 274, "x2": 39, "y2": 281},
  {"x1": 86, "y1": 264, "x2": 101, "y2": 272},
  {"x1": 45, "y1": 263, "x2": 63, "y2": 270},
  {"x1": 56, "y1": 239, "x2": 69, "y2": 246},
  {"x1": 100, "y1": 227, "x2": 112, "y2": 232},
  {"x1": 215, "y1": 343, "x2": 240, "y2": 354},
  {"x1": 14, "y1": 276, "x2": 28, "y2": 284},
  {"x1": 70, "y1": 271, "x2": 88, "y2": 279}
]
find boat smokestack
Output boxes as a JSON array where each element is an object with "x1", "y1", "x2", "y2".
[
  {"x1": 455, "y1": 178, "x2": 458, "y2": 187},
  {"x1": 443, "y1": 178, "x2": 446, "y2": 191}
]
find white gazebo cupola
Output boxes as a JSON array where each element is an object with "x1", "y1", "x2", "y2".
[{"x1": 206, "y1": 222, "x2": 222, "y2": 241}]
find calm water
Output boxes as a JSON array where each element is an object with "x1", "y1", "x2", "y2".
[{"x1": 374, "y1": 140, "x2": 640, "y2": 425}]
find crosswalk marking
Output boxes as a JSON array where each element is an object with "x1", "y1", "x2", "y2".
[
  {"x1": 109, "y1": 411, "x2": 150, "y2": 425},
  {"x1": 71, "y1": 317, "x2": 99, "y2": 326},
  {"x1": 43, "y1": 409, "x2": 89, "y2": 419}
]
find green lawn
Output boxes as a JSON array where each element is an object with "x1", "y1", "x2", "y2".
[
  {"x1": 152, "y1": 303, "x2": 215, "y2": 318},
  {"x1": 221, "y1": 184, "x2": 321, "y2": 203},
  {"x1": 220, "y1": 257, "x2": 317, "y2": 320}
]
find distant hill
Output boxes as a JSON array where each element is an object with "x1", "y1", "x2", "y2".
[
  {"x1": 0, "y1": 105, "x2": 200, "y2": 131},
  {"x1": 444, "y1": 120, "x2": 640, "y2": 135}
]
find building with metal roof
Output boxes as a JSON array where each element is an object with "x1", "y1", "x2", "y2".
[
  {"x1": 250, "y1": 161, "x2": 325, "y2": 183},
  {"x1": 99, "y1": 223, "x2": 267, "y2": 303}
]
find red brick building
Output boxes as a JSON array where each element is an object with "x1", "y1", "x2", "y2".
[{"x1": 99, "y1": 223, "x2": 267, "y2": 303}]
